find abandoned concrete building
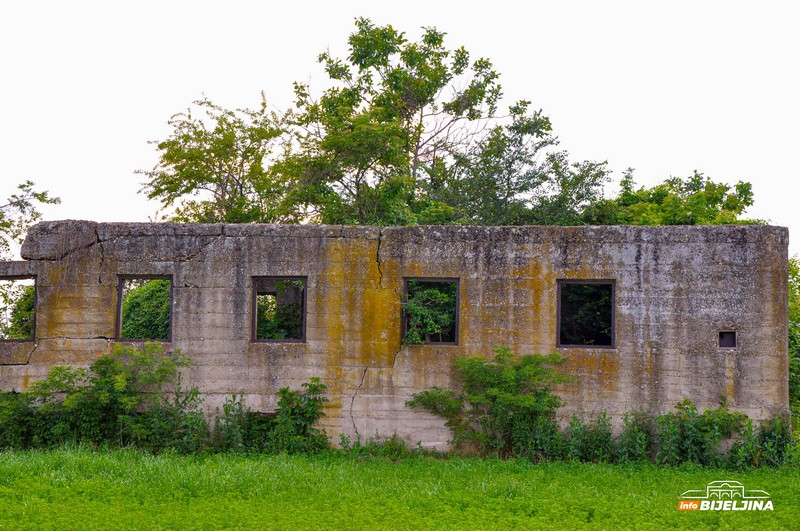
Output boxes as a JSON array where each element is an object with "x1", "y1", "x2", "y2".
[{"x1": 0, "y1": 220, "x2": 790, "y2": 448}]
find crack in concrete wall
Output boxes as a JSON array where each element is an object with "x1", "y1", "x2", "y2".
[{"x1": 350, "y1": 367, "x2": 368, "y2": 438}]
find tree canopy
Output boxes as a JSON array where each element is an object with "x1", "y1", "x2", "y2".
[
  {"x1": 0, "y1": 180, "x2": 60, "y2": 259},
  {"x1": 582, "y1": 170, "x2": 756, "y2": 226},
  {"x1": 140, "y1": 17, "x2": 756, "y2": 229},
  {"x1": 139, "y1": 96, "x2": 296, "y2": 223},
  {"x1": 142, "y1": 18, "x2": 618, "y2": 227}
]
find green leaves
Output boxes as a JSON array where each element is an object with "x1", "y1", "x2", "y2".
[
  {"x1": 8, "y1": 343, "x2": 199, "y2": 449},
  {"x1": 137, "y1": 18, "x2": 755, "y2": 231},
  {"x1": 120, "y1": 279, "x2": 171, "y2": 340},
  {"x1": 285, "y1": 18, "x2": 506, "y2": 225},
  {"x1": 139, "y1": 94, "x2": 295, "y2": 223},
  {"x1": 402, "y1": 280, "x2": 457, "y2": 344},
  {"x1": 407, "y1": 345, "x2": 568, "y2": 456},
  {"x1": 0, "y1": 180, "x2": 60, "y2": 259},
  {"x1": 0, "y1": 282, "x2": 34, "y2": 340},
  {"x1": 788, "y1": 257, "x2": 800, "y2": 429},
  {"x1": 583, "y1": 170, "x2": 757, "y2": 226}
]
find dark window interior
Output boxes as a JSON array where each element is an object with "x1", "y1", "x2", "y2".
[
  {"x1": 558, "y1": 281, "x2": 614, "y2": 347},
  {"x1": 118, "y1": 277, "x2": 172, "y2": 340},
  {"x1": 403, "y1": 279, "x2": 458, "y2": 344},
  {"x1": 253, "y1": 277, "x2": 305, "y2": 341},
  {"x1": 719, "y1": 331, "x2": 737, "y2": 348},
  {"x1": 0, "y1": 277, "x2": 35, "y2": 341}
]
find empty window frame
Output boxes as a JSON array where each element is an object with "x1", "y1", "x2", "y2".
[
  {"x1": 0, "y1": 277, "x2": 36, "y2": 341},
  {"x1": 252, "y1": 277, "x2": 306, "y2": 341},
  {"x1": 719, "y1": 331, "x2": 737, "y2": 348},
  {"x1": 402, "y1": 278, "x2": 459, "y2": 345},
  {"x1": 117, "y1": 276, "x2": 172, "y2": 340},
  {"x1": 557, "y1": 280, "x2": 615, "y2": 348}
]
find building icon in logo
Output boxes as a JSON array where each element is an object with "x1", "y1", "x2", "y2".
[{"x1": 681, "y1": 480, "x2": 770, "y2": 500}]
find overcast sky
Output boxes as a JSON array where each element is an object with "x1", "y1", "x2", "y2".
[{"x1": 1, "y1": 0, "x2": 798, "y2": 255}]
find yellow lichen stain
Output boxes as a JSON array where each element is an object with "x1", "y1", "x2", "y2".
[
  {"x1": 517, "y1": 244, "x2": 555, "y2": 353},
  {"x1": 402, "y1": 262, "x2": 424, "y2": 278},
  {"x1": 725, "y1": 351, "x2": 736, "y2": 405},
  {"x1": 21, "y1": 373, "x2": 30, "y2": 390},
  {"x1": 319, "y1": 241, "x2": 347, "y2": 400},
  {"x1": 317, "y1": 236, "x2": 403, "y2": 424},
  {"x1": 560, "y1": 349, "x2": 621, "y2": 390},
  {"x1": 359, "y1": 286, "x2": 397, "y2": 366},
  {"x1": 47, "y1": 268, "x2": 65, "y2": 287}
]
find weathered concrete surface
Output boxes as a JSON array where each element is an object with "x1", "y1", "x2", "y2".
[{"x1": 0, "y1": 221, "x2": 790, "y2": 448}]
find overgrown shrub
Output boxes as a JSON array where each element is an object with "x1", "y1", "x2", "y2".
[
  {"x1": 405, "y1": 344, "x2": 794, "y2": 467},
  {"x1": 213, "y1": 394, "x2": 275, "y2": 453},
  {"x1": 510, "y1": 416, "x2": 565, "y2": 462},
  {"x1": 565, "y1": 412, "x2": 615, "y2": 463},
  {"x1": 616, "y1": 410, "x2": 654, "y2": 463},
  {"x1": 0, "y1": 344, "x2": 331, "y2": 455},
  {"x1": 120, "y1": 385, "x2": 209, "y2": 453},
  {"x1": 655, "y1": 399, "x2": 747, "y2": 466},
  {"x1": 268, "y1": 378, "x2": 330, "y2": 453},
  {"x1": 788, "y1": 256, "x2": 799, "y2": 432},
  {"x1": 407, "y1": 345, "x2": 569, "y2": 457},
  {"x1": 728, "y1": 415, "x2": 793, "y2": 468},
  {"x1": 0, "y1": 343, "x2": 207, "y2": 451},
  {"x1": 213, "y1": 378, "x2": 330, "y2": 454},
  {"x1": 0, "y1": 391, "x2": 34, "y2": 448}
]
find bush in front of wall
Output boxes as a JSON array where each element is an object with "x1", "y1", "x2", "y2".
[
  {"x1": 17, "y1": 342, "x2": 207, "y2": 451},
  {"x1": 213, "y1": 378, "x2": 330, "y2": 454},
  {"x1": 213, "y1": 394, "x2": 274, "y2": 453},
  {"x1": 565, "y1": 412, "x2": 615, "y2": 463},
  {"x1": 616, "y1": 410, "x2": 655, "y2": 464},
  {"x1": 267, "y1": 377, "x2": 330, "y2": 454},
  {"x1": 0, "y1": 340, "x2": 331, "y2": 455},
  {"x1": 652, "y1": 399, "x2": 748, "y2": 466},
  {"x1": 728, "y1": 414, "x2": 794, "y2": 468},
  {"x1": 407, "y1": 345, "x2": 570, "y2": 457}
]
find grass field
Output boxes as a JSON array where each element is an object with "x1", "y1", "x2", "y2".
[{"x1": 0, "y1": 448, "x2": 798, "y2": 530}]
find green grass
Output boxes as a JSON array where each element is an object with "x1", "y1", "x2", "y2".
[{"x1": 0, "y1": 448, "x2": 798, "y2": 530}]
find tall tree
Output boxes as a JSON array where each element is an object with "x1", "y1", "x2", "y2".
[
  {"x1": 139, "y1": 95, "x2": 297, "y2": 223},
  {"x1": 282, "y1": 18, "x2": 610, "y2": 226},
  {"x1": 138, "y1": 19, "x2": 754, "y2": 231},
  {"x1": 283, "y1": 18, "x2": 504, "y2": 225},
  {"x1": 435, "y1": 102, "x2": 609, "y2": 226}
]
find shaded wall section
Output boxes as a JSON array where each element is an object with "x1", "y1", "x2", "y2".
[{"x1": 0, "y1": 221, "x2": 789, "y2": 448}]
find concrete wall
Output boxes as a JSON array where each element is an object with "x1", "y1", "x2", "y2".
[{"x1": 0, "y1": 221, "x2": 789, "y2": 448}]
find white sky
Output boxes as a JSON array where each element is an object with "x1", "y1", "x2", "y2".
[{"x1": 1, "y1": 0, "x2": 798, "y2": 255}]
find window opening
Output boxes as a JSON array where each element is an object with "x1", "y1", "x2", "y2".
[
  {"x1": 253, "y1": 277, "x2": 306, "y2": 341},
  {"x1": 117, "y1": 277, "x2": 172, "y2": 340},
  {"x1": 403, "y1": 278, "x2": 459, "y2": 344},
  {"x1": 0, "y1": 277, "x2": 35, "y2": 341},
  {"x1": 558, "y1": 280, "x2": 614, "y2": 347},
  {"x1": 719, "y1": 331, "x2": 737, "y2": 348}
]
